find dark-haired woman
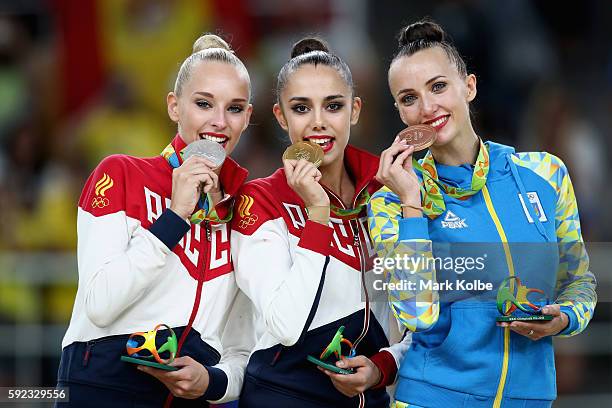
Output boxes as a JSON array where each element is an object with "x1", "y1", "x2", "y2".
[
  {"x1": 56, "y1": 34, "x2": 254, "y2": 407},
  {"x1": 368, "y1": 20, "x2": 596, "y2": 408},
  {"x1": 230, "y1": 38, "x2": 426, "y2": 408}
]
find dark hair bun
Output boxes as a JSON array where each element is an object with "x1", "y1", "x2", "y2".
[
  {"x1": 290, "y1": 37, "x2": 330, "y2": 58},
  {"x1": 398, "y1": 20, "x2": 446, "y2": 47}
]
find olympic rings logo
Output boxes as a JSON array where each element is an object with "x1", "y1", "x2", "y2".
[
  {"x1": 91, "y1": 196, "x2": 110, "y2": 208},
  {"x1": 91, "y1": 173, "x2": 114, "y2": 209},
  {"x1": 238, "y1": 214, "x2": 258, "y2": 229}
]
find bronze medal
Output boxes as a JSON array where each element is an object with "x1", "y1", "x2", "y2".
[
  {"x1": 397, "y1": 124, "x2": 437, "y2": 151},
  {"x1": 282, "y1": 141, "x2": 324, "y2": 168}
]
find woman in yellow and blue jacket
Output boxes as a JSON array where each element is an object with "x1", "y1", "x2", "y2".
[{"x1": 367, "y1": 20, "x2": 596, "y2": 408}]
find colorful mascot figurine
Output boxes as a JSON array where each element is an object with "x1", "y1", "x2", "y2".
[
  {"x1": 306, "y1": 326, "x2": 356, "y2": 375},
  {"x1": 120, "y1": 324, "x2": 178, "y2": 371},
  {"x1": 496, "y1": 277, "x2": 552, "y2": 322}
]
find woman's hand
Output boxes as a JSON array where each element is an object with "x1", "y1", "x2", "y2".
[
  {"x1": 497, "y1": 304, "x2": 570, "y2": 341},
  {"x1": 283, "y1": 158, "x2": 329, "y2": 208},
  {"x1": 137, "y1": 356, "x2": 209, "y2": 399},
  {"x1": 376, "y1": 137, "x2": 421, "y2": 208},
  {"x1": 170, "y1": 156, "x2": 220, "y2": 220},
  {"x1": 318, "y1": 356, "x2": 381, "y2": 398}
]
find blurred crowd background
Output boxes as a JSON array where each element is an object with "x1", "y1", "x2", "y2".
[{"x1": 0, "y1": 0, "x2": 610, "y2": 406}]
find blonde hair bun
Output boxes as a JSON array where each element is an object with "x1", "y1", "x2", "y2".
[{"x1": 193, "y1": 34, "x2": 232, "y2": 53}]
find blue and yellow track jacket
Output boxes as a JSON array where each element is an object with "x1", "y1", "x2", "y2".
[{"x1": 368, "y1": 141, "x2": 596, "y2": 408}]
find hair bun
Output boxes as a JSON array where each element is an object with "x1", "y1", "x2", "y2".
[
  {"x1": 192, "y1": 34, "x2": 232, "y2": 53},
  {"x1": 398, "y1": 20, "x2": 446, "y2": 47},
  {"x1": 290, "y1": 37, "x2": 329, "y2": 58}
]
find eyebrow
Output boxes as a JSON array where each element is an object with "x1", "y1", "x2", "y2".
[
  {"x1": 193, "y1": 91, "x2": 248, "y2": 103},
  {"x1": 288, "y1": 94, "x2": 346, "y2": 102},
  {"x1": 396, "y1": 75, "x2": 446, "y2": 97}
]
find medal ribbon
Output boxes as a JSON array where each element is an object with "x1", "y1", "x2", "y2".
[
  {"x1": 412, "y1": 139, "x2": 490, "y2": 219},
  {"x1": 329, "y1": 189, "x2": 371, "y2": 221},
  {"x1": 161, "y1": 142, "x2": 232, "y2": 224}
]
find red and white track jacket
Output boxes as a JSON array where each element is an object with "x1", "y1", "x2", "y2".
[
  {"x1": 58, "y1": 134, "x2": 253, "y2": 404},
  {"x1": 231, "y1": 145, "x2": 409, "y2": 407}
]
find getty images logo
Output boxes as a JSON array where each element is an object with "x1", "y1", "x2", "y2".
[{"x1": 441, "y1": 210, "x2": 468, "y2": 229}]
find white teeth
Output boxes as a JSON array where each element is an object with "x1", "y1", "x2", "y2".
[
  {"x1": 430, "y1": 116, "x2": 448, "y2": 127},
  {"x1": 309, "y1": 138, "x2": 332, "y2": 145},
  {"x1": 201, "y1": 134, "x2": 227, "y2": 143}
]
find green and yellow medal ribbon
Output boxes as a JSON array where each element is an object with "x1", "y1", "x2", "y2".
[
  {"x1": 412, "y1": 139, "x2": 490, "y2": 219},
  {"x1": 161, "y1": 142, "x2": 232, "y2": 224},
  {"x1": 329, "y1": 189, "x2": 371, "y2": 221}
]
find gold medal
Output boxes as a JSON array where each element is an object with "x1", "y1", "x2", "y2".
[
  {"x1": 397, "y1": 124, "x2": 437, "y2": 151},
  {"x1": 282, "y1": 141, "x2": 324, "y2": 168}
]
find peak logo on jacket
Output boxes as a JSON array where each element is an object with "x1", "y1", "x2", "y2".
[{"x1": 441, "y1": 210, "x2": 468, "y2": 229}]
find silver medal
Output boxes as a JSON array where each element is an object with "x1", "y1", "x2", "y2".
[{"x1": 182, "y1": 139, "x2": 226, "y2": 169}]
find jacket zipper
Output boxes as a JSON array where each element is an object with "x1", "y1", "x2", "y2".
[
  {"x1": 350, "y1": 218, "x2": 370, "y2": 350},
  {"x1": 205, "y1": 221, "x2": 212, "y2": 242},
  {"x1": 82, "y1": 335, "x2": 124, "y2": 367},
  {"x1": 325, "y1": 186, "x2": 371, "y2": 349},
  {"x1": 83, "y1": 340, "x2": 94, "y2": 367},
  {"x1": 326, "y1": 186, "x2": 370, "y2": 408},
  {"x1": 165, "y1": 221, "x2": 211, "y2": 408},
  {"x1": 482, "y1": 185, "x2": 515, "y2": 408}
]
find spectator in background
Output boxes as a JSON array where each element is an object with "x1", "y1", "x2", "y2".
[
  {"x1": 519, "y1": 83, "x2": 606, "y2": 241},
  {"x1": 68, "y1": 72, "x2": 169, "y2": 168}
]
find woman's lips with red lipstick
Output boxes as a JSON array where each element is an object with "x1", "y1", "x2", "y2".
[
  {"x1": 424, "y1": 115, "x2": 450, "y2": 131},
  {"x1": 304, "y1": 135, "x2": 335, "y2": 154},
  {"x1": 199, "y1": 132, "x2": 229, "y2": 148}
]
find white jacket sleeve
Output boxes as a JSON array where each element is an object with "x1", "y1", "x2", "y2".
[
  {"x1": 209, "y1": 290, "x2": 257, "y2": 403},
  {"x1": 77, "y1": 156, "x2": 190, "y2": 328},
  {"x1": 231, "y1": 187, "x2": 334, "y2": 346},
  {"x1": 380, "y1": 327, "x2": 411, "y2": 373}
]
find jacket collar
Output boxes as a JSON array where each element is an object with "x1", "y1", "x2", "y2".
[
  {"x1": 318, "y1": 144, "x2": 381, "y2": 207},
  {"x1": 432, "y1": 140, "x2": 516, "y2": 186},
  {"x1": 219, "y1": 156, "x2": 248, "y2": 198},
  {"x1": 343, "y1": 144, "x2": 381, "y2": 196}
]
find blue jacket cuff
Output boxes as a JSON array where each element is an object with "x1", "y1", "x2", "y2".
[
  {"x1": 148, "y1": 209, "x2": 190, "y2": 250},
  {"x1": 200, "y1": 365, "x2": 228, "y2": 401},
  {"x1": 557, "y1": 305, "x2": 578, "y2": 336},
  {"x1": 398, "y1": 217, "x2": 429, "y2": 241}
]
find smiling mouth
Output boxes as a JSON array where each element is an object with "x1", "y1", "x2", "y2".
[
  {"x1": 303, "y1": 135, "x2": 335, "y2": 153},
  {"x1": 200, "y1": 133, "x2": 229, "y2": 147},
  {"x1": 423, "y1": 115, "x2": 450, "y2": 130}
]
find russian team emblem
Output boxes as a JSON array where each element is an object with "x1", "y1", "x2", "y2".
[
  {"x1": 92, "y1": 173, "x2": 114, "y2": 208},
  {"x1": 237, "y1": 194, "x2": 258, "y2": 229}
]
